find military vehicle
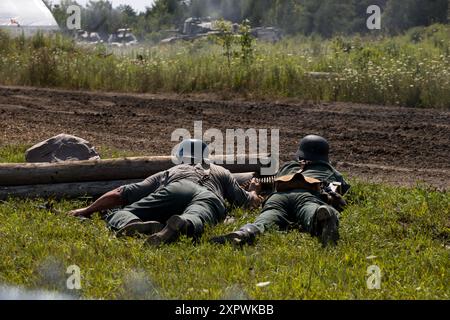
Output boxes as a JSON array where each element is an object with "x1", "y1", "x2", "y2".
[
  {"x1": 161, "y1": 17, "x2": 283, "y2": 44},
  {"x1": 75, "y1": 30, "x2": 104, "y2": 45},
  {"x1": 160, "y1": 17, "x2": 221, "y2": 44},
  {"x1": 250, "y1": 27, "x2": 283, "y2": 43},
  {"x1": 108, "y1": 28, "x2": 138, "y2": 47}
]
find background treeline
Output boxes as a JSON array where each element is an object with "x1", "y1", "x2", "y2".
[{"x1": 44, "y1": 0, "x2": 449, "y2": 40}]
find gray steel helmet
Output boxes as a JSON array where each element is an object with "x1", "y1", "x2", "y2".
[
  {"x1": 176, "y1": 139, "x2": 209, "y2": 164},
  {"x1": 295, "y1": 135, "x2": 329, "y2": 162}
]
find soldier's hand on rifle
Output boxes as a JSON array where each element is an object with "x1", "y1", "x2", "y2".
[{"x1": 248, "y1": 178, "x2": 262, "y2": 194}]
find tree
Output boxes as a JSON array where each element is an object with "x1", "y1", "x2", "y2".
[
  {"x1": 384, "y1": 0, "x2": 448, "y2": 34},
  {"x1": 117, "y1": 4, "x2": 138, "y2": 28}
]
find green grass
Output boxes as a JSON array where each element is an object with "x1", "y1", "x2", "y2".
[
  {"x1": 1, "y1": 24, "x2": 449, "y2": 108},
  {"x1": 0, "y1": 144, "x2": 27, "y2": 163},
  {"x1": 0, "y1": 147, "x2": 448, "y2": 299}
]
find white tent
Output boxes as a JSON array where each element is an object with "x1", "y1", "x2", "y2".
[{"x1": 0, "y1": 0, "x2": 59, "y2": 35}]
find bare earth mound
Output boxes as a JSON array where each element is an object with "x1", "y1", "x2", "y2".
[{"x1": 1, "y1": 86, "x2": 449, "y2": 188}]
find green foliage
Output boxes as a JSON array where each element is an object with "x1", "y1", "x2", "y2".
[
  {"x1": 212, "y1": 20, "x2": 235, "y2": 65},
  {"x1": 1, "y1": 24, "x2": 449, "y2": 108},
  {"x1": 0, "y1": 145, "x2": 28, "y2": 163},
  {"x1": 238, "y1": 20, "x2": 254, "y2": 65},
  {"x1": 383, "y1": 0, "x2": 449, "y2": 34},
  {"x1": 212, "y1": 20, "x2": 255, "y2": 66}
]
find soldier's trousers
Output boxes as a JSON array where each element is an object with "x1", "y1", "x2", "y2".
[
  {"x1": 103, "y1": 180, "x2": 226, "y2": 235},
  {"x1": 253, "y1": 189, "x2": 339, "y2": 234}
]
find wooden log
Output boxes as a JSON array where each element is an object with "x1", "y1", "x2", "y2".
[
  {"x1": 0, "y1": 155, "x2": 268, "y2": 186},
  {"x1": 0, "y1": 173, "x2": 256, "y2": 200}
]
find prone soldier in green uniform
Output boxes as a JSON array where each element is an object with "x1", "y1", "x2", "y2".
[
  {"x1": 68, "y1": 139, "x2": 261, "y2": 246},
  {"x1": 211, "y1": 135, "x2": 350, "y2": 247}
]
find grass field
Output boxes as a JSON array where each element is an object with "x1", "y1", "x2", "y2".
[
  {"x1": 0, "y1": 24, "x2": 449, "y2": 108},
  {"x1": 0, "y1": 146, "x2": 448, "y2": 299}
]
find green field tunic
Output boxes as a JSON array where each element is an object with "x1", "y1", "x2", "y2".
[
  {"x1": 104, "y1": 163, "x2": 251, "y2": 235},
  {"x1": 254, "y1": 160, "x2": 350, "y2": 234}
]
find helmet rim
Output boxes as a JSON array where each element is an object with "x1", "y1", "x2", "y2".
[{"x1": 295, "y1": 134, "x2": 330, "y2": 162}]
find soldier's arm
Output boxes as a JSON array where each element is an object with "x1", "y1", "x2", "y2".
[
  {"x1": 68, "y1": 188, "x2": 124, "y2": 218},
  {"x1": 223, "y1": 171, "x2": 262, "y2": 209},
  {"x1": 68, "y1": 171, "x2": 165, "y2": 218}
]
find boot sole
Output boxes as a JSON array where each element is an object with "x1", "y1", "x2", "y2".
[
  {"x1": 316, "y1": 206, "x2": 340, "y2": 247},
  {"x1": 117, "y1": 221, "x2": 165, "y2": 237},
  {"x1": 146, "y1": 215, "x2": 186, "y2": 246}
]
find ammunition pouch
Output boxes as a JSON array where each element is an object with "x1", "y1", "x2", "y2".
[
  {"x1": 275, "y1": 179, "x2": 321, "y2": 192},
  {"x1": 274, "y1": 172, "x2": 321, "y2": 192}
]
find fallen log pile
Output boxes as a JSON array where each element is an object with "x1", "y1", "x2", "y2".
[{"x1": 0, "y1": 156, "x2": 267, "y2": 200}]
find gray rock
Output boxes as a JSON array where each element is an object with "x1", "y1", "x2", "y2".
[{"x1": 25, "y1": 134, "x2": 100, "y2": 163}]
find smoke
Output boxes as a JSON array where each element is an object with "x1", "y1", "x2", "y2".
[
  {"x1": 120, "y1": 270, "x2": 162, "y2": 300},
  {"x1": 35, "y1": 256, "x2": 82, "y2": 298},
  {"x1": 0, "y1": 285, "x2": 74, "y2": 300},
  {"x1": 221, "y1": 284, "x2": 249, "y2": 300},
  {"x1": 36, "y1": 257, "x2": 67, "y2": 290},
  {"x1": 190, "y1": 0, "x2": 243, "y2": 23},
  {"x1": 0, "y1": 257, "x2": 82, "y2": 300}
]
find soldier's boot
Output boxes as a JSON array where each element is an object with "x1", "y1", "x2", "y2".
[
  {"x1": 313, "y1": 205, "x2": 340, "y2": 247},
  {"x1": 146, "y1": 215, "x2": 191, "y2": 246},
  {"x1": 117, "y1": 221, "x2": 165, "y2": 237},
  {"x1": 210, "y1": 224, "x2": 260, "y2": 246}
]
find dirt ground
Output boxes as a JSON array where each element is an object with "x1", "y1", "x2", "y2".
[{"x1": 1, "y1": 85, "x2": 449, "y2": 189}]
